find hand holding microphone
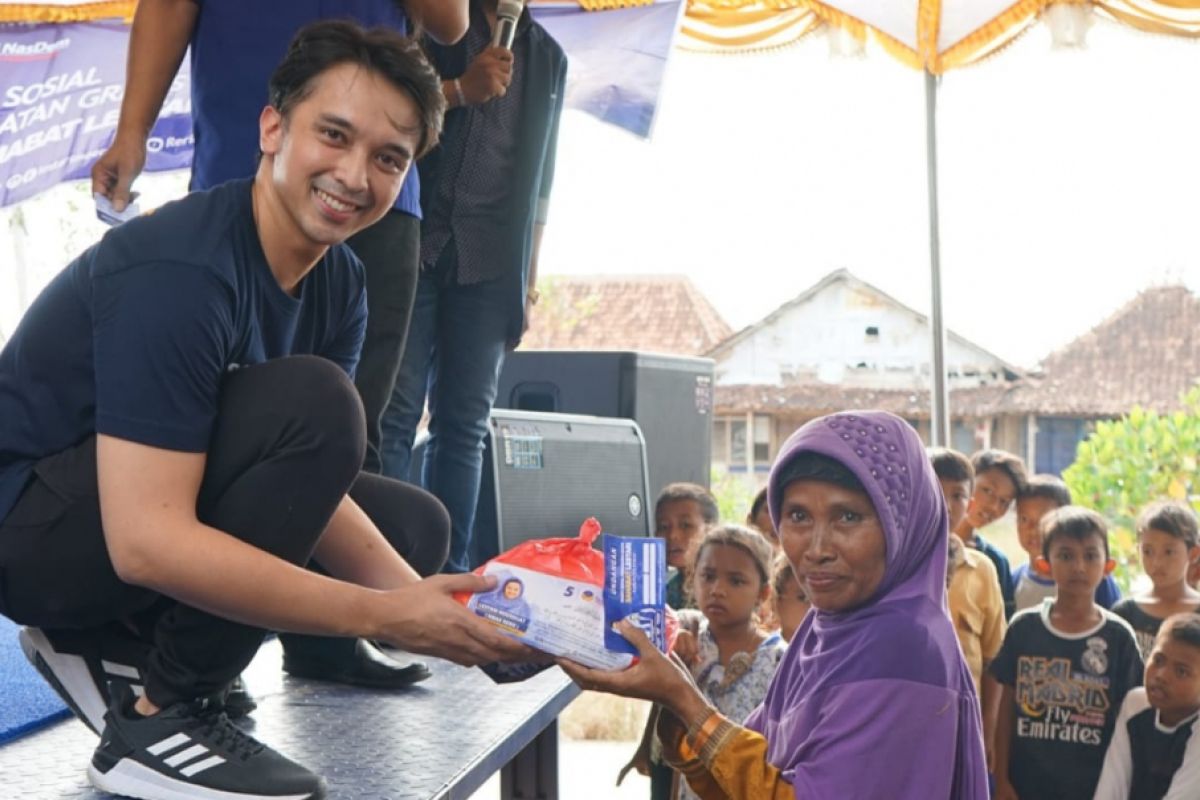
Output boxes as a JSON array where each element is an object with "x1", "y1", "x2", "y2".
[
  {"x1": 459, "y1": 47, "x2": 513, "y2": 104},
  {"x1": 491, "y1": 0, "x2": 524, "y2": 50},
  {"x1": 457, "y1": 0, "x2": 523, "y2": 106}
]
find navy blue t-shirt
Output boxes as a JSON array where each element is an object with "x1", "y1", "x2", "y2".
[
  {"x1": 968, "y1": 532, "x2": 1016, "y2": 618},
  {"x1": 0, "y1": 178, "x2": 367, "y2": 521},
  {"x1": 189, "y1": 0, "x2": 420, "y2": 217},
  {"x1": 991, "y1": 602, "x2": 1144, "y2": 800}
]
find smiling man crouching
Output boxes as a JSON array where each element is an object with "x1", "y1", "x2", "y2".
[{"x1": 0, "y1": 21, "x2": 533, "y2": 800}]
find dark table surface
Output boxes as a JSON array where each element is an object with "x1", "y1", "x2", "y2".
[{"x1": 0, "y1": 638, "x2": 579, "y2": 799}]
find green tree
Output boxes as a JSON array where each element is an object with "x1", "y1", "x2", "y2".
[
  {"x1": 1062, "y1": 385, "x2": 1200, "y2": 591},
  {"x1": 709, "y1": 466, "x2": 758, "y2": 523}
]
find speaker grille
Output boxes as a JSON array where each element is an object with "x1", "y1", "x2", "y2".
[{"x1": 476, "y1": 411, "x2": 651, "y2": 563}]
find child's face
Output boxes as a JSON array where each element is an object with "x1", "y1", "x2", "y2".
[
  {"x1": 1046, "y1": 532, "x2": 1109, "y2": 597},
  {"x1": 751, "y1": 506, "x2": 779, "y2": 548},
  {"x1": 1139, "y1": 528, "x2": 1199, "y2": 590},
  {"x1": 692, "y1": 543, "x2": 767, "y2": 629},
  {"x1": 773, "y1": 570, "x2": 810, "y2": 643},
  {"x1": 1145, "y1": 634, "x2": 1200, "y2": 724},
  {"x1": 965, "y1": 468, "x2": 1017, "y2": 530},
  {"x1": 938, "y1": 478, "x2": 971, "y2": 533},
  {"x1": 1016, "y1": 496, "x2": 1059, "y2": 561},
  {"x1": 657, "y1": 499, "x2": 707, "y2": 569},
  {"x1": 778, "y1": 479, "x2": 887, "y2": 615}
]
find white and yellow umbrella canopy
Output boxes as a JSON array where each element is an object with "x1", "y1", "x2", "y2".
[
  {"x1": 5, "y1": 0, "x2": 1197, "y2": 60},
  {"x1": 2, "y1": 0, "x2": 1198, "y2": 53},
  {"x1": 0, "y1": 0, "x2": 135, "y2": 22},
  {"x1": 679, "y1": 0, "x2": 1200, "y2": 62}
]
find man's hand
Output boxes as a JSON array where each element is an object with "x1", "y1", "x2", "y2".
[
  {"x1": 459, "y1": 47, "x2": 513, "y2": 105},
  {"x1": 90, "y1": 0, "x2": 197, "y2": 211},
  {"x1": 91, "y1": 135, "x2": 147, "y2": 213},
  {"x1": 376, "y1": 573, "x2": 541, "y2": 666},
  {"x1": 507, "y1": 293, "x2": 534, "y2": 351}
]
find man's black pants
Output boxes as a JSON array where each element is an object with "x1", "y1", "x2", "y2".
[
  {"x1": 0, "y1": 356, "x2": 449, "y2": 707},
  {"x1": 347, "y1": 210, "x2": 421, "y2": 474}
]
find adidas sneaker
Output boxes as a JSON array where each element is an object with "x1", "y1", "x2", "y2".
[
  {"x1": 88, "y1": 683, "x2": 325, "y2": 800},
  {"x1": 18, "y1": 625, "x2": 149, "y2": 735}
]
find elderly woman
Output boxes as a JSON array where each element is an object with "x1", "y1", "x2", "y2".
[{"x1": 561, "y1": 411, "x2": 989, "y2": 799}]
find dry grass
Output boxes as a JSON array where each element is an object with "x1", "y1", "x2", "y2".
[{"x1": 559, "y1": 691, "x2": 651, "y2": 741}]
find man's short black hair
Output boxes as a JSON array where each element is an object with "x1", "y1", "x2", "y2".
[
  {"x1": 655, "y1": 483, "x2": 719, "y2": 525},
  {"x1": 1019, "y1": 474, "x2": 1072, "y2": 508},
  {"x1": 1161, "y1": 612, "x2": 1200, "y2": 652},
  {"x1": 1137, "y1": 501, "x2": 1200, "y2": 548},
  {"x1": 971, "y1": 449, "x2": 1028, "y2": 495},
  {"x1": 928, "y1": 447, "x2": 974, "y2": 486},
  {"x1": 268, "y1": 19, "x2": 445, "y2": 158},
  {"x1": 1041, "y1": 506, "x2": 1110, "y2": 560}
]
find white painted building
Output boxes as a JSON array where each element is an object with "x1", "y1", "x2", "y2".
[
  {"x1": 708, "y1": 269, "x2": 1027, "y2": 479},
  {"x1": 710, "y1": 269, "x2": 1018, "y2": 389}
]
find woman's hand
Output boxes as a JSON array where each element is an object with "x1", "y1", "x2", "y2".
[
  {"x1": 993, "y1": 780, "x2": 1020, "y2": 800},
  {"x1": 672, "y1": 629, "x2": 699, "y2": 667},
  {"x1": 616, "y1": 745, "x2": 651, "y2": 785},
  {"x1": 557, "y1": 620, "x2": 705, "y2": 717}
]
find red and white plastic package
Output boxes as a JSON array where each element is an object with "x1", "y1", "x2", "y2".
[{"x1": 455, "y1": 518, "x2": 677, "y2": 674}]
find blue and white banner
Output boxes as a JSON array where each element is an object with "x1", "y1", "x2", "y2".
[
  {"x1": 535, "y1": 0, "x2": 683, "y2": 139},
  {"x1": 0, "y1": 21, "x2": 191, "y2": 208},
  {"x1": 0, "y1": 2, "x2": 682, "y2": 208}
]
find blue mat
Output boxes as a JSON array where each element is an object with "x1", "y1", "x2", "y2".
[{"x1": 0, "y1": 617, "x2": 69, "y2": 744}]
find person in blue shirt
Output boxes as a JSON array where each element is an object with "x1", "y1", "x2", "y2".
[
  {"x1": 91, "y1": 0, "x2": 469, "y2": 692},
  {"x1": 1014, "y1": 473, "x2": 1122, "y2": 612},
  {"x1": 380, "y1": 0, "x2": 567, "y2": 574},
  {"x1": 954, "y1": 448, "x2": 1025, "y2": 618},
  {"x1": 3, "y1": 22, "x2": 528, "y2": 800}
]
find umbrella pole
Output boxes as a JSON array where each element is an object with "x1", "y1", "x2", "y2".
[{"x1": 925, "y1": 70, "x2": 950, "y2": 447}]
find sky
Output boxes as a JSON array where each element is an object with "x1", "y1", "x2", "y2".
[
  {"x1": 536, "y1": 18, "x2": 1200, "y2": 369},
  {"x1": 2, "y1": 16, "x2": 1197, "y2": 369}
]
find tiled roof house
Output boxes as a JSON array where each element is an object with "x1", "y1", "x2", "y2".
[
  {"x1": 706, "y1": 269, "x2": 1029, "y2": 474},
  {"x1": 514, "y1": 271, "x2": 1199, "y2": 478},
  {"x1": 518, "y1": 274, "x2": 731, "y2": 356},
  {"x1": 1009, "y1": 286, "x2": 1200, "y2": 417}
]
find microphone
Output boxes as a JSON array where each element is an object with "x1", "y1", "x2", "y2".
[{"x1": 492, "y1": 0, "x2": 523, "y2": 50}]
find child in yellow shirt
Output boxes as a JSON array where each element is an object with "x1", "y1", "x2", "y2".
[{"x1": 930, "y1": 447, "x2": 1007, "y2": 768}]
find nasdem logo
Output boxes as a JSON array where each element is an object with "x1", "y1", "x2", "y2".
[{"x1": 0, "y1": 38, "x2": 72, "y2": 63}]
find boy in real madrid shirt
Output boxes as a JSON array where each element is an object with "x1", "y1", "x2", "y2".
[{"x1": 990, "y1": 507, "x2": 1143, "y2": 800}]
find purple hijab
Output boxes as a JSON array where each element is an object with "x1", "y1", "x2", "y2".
[{"x1": 744, "y1": 411, "x2": 988, "y2": 800}]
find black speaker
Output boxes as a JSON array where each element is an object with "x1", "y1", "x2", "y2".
[
  {"x1": 496, "y1": 351, "x2": 714, "y2": 502},
  {"x1": 411, "y1": 409, "x2": 651, "y2": 567}
]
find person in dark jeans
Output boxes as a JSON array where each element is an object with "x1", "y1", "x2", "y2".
[
  {"x1": 1, "y1": 23, "x2": 528, "y2": 800},
  {"x1": 91, "y1": 0, "x2": 470, "y2": 694},
  {"x1": 380, "y1": 0, "x2": 567, "y2": 572}
]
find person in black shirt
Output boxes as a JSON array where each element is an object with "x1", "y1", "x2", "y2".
[
  {"x1": 379, "y1": 0, "x2": 567, "y2": 573},
  {"x1": 991, "y1": 507, "x2": 1143, "y2": 800},
  {"x1": 1113, "y1": 502, "x2": 1200, "y2": 660},
  {"x1": 1, "y1": 23, "x2": 529, "y2": 800},
  {"x1": 1095, "y1": 612, "x2": 1200, "y2": 800},
  {"x1": 956, "y1": 449, "x2": 1027, "y2": 619}
]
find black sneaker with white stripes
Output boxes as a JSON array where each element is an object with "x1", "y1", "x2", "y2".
[
  {"x1": 18, "y1": 625, "x2": 149, "y2": 735},
  {"x1": 88, "y1": 684, "x2": 325, "y2": 800}
]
